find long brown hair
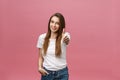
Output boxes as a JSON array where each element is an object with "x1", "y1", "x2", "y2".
[{"x1": 43, "y1": 13, "x2": 65, "y2": 57}]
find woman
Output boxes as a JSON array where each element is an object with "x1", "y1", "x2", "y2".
[{"x1": 37, "y1": 13, "x2": 70, "y2": 80}]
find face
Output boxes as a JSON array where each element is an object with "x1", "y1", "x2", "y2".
[{"x1": 50, "y1": 16, "x2": 60, "y2": 33}]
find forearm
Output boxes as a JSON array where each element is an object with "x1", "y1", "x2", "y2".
[
  {"x1": 38, "y1": 57, "x2": 43, "y2": 69},
  {"x1": 38, "y1": 48, "x2": 44, "y2": 69},
  {"x1": 38, "y1": 50, "x2": 48, "y2": 75}
]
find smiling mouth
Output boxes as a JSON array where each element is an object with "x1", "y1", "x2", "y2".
[
  {"x1": 52, "y1": 28, "x2": 56, "y2": 30},
  {"x1": 52, "y1": 27, "x2": 57, "y2": 30}
]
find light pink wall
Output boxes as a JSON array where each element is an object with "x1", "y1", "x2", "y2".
[{"x1": 0, "y1": 0, "x2": 120, "y2": 80}]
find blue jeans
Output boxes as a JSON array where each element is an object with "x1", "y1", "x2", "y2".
[{"x1": 41, "y1": 67, "x2": 69, "y2": 80}]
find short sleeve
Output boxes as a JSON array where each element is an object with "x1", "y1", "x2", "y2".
[{"x1": 36, "y1": 33, "x2": 46, "y2": 48}]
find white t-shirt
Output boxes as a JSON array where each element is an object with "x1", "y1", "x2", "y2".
[{"x1": 37, "y1": 32, "x2": 70, "y2": 71}]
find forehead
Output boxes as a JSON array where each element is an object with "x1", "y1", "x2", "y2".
[{"x1": 51, "y1": 16, "x2": 60, "y2": 22}]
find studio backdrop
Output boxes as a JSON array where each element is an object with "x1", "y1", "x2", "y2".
[{"x1": 0, "y1": 0, "x2": 120, "y2": 80}]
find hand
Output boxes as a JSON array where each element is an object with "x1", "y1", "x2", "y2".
[
  {"x1": 38, "y1": 68, "x2": 49, "y2": 76},
  {"x1": 63, "y1": 36, "x2": 70, "y2": 45}
]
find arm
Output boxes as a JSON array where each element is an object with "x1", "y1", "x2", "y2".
[
  {"x1": 63, "y1": 36, "x2": 70, "y2": 45},
  {"x1": 38, "y1": 48, "x2": 44, "y2": 70},
  {"x1": 63, "y1": 32, "x2": 70, "y2": 45},
  {"x1": 38, "y1": 48, "x2": 48, "y2": 75}
]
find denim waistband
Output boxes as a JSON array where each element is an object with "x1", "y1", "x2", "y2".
[
  {"x1": 44, "y1": 67, "x2": 68, "y2": 73},
  {"x1": 41, "y1": 67, "x2": 69, "y2": 80}
]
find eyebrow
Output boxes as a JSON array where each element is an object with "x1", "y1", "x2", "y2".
[{"x1": 50, "y1": 19, "x2": 60, "y2": 23}]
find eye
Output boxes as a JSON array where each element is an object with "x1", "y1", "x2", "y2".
[
  {"x1": 50, "y1": 20, "x2": 54, "y2": 23},
  {"x1": 56, "y1": 22, "x2": 60, "y2": 25}
]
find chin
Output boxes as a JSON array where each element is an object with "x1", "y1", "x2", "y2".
[
  {"x1": 53, "y1": 31, "x2": 58, "y2": 33},
  {"x1": 51, "y1": 30, "x2": 58, "y2": 33}
]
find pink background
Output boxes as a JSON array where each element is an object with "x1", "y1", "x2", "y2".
[{"x1": 0, "y1": 0, "x2": 120, "y2": 80}]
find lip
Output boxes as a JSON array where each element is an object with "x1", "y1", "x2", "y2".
[{"x1": 52, "y1": 26, "x2": 57, "y2": 30}]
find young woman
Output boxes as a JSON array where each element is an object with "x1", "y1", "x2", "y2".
[{"x1": 37, "y1": 13, "x2": 70, "y2": 80}]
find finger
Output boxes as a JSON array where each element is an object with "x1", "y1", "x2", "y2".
[
  {"x1": 40, "y1": 71, "x2": 48, "y2": 76},
  {"x1": 38, "y1": 68, "x2": 48, "y2": 75},
  {"x1": 63, "y1": 36, "x2": 68, "y2": 41},
  {"x1": 64, "y1": 37, "x2": 69, "y2": 42},
  {"x1": 64, "y1": 36, "x2": 68, "y2": 40},
  {"x1": 63, "y1": 39, "x2": 69, "y2": 43},
  {"x1": 41, "y1": 69, "x2": 49, "y2": 75},
  {"x1": 44, "y1": 70, "x2": 49, "y2": 74}
]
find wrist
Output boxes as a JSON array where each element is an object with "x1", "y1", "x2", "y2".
[{"x1": 38, "y1": 66, "x2": 43, "y2": 70}]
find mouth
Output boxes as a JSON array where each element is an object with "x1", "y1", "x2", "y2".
[{"x1": 52, "y1": 27, "x2": 57, "y2": 30}]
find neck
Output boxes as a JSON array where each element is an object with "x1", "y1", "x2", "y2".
[{"x1": 50, "y1": 32, "x2": 57, "y2": 39}]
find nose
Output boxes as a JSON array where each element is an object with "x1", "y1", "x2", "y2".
[{"x1": 53, "y1": 23, "x2": 55, "y2": 26}]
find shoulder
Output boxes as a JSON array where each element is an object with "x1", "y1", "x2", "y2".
[{"x1": 38, "y1": 33, "x2": 46, "y2": 39}]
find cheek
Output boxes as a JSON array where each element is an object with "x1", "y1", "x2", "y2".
[
  {"x1": 49, "y1": 24, "x2": 53, "y2": 28},
  {"x1": 56, "y1": 25, "x2": 60, "y2": 29},
  {"x1": 49, "y1": 23, "x2": 52, "y2": 26},
  {"x1": 56, "y1": 26, "x2": 60, "y2": 31}
]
